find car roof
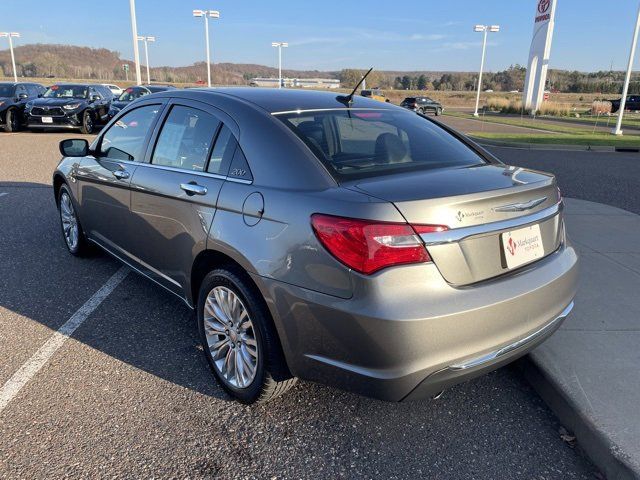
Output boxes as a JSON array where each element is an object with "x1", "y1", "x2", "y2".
[{"x1": 175, "y1": 87, "x2": 397, "y2": 113}]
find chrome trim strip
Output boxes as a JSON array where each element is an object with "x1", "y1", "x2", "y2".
[
  {"x1": 271, "y1": 107, "x2": 389, "y2": 116},
  {"x1": 449, "y1": 301, "x2": 574, "y2": 371},
  {"x1": 421, "y1": 202, "x2": 562, "y2": 246},
  {"x1": 493, "y1": 196, "x2": 547, "y2": 212},
  {"x1": 88, "y1": 157, "x2": 252, "y2": 184}
]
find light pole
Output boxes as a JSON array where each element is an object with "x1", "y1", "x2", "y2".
[
  {"x1": 137, "y1": 35, "x2": 156, "y2": 84},
  {"x1": 271, "y1": 42, "x2": 288, "y2": 88},
  {"x1": 0, "y1": 32, "x2": 20, "y2": 82},
  {"x1": 129, "y1": 0, "x2": 142, "y2": 85},
  {"x1": 613, "y1": 3, "x2": 640, "y2": 136},
  {"x1": 473, "y1": 24, "x2": 500, "y2": 117},
  {"x1": 193, "y1": 9, "x2": 220, "y2": 88}
]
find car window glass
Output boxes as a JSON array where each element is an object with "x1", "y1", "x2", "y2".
[
  {"x1": 99, "y1": 104, "x2": 161, "y2": 161},
  {"x1": 152, "y1": 105, "x2": 220, "y2": 172},
  {"x1": 207, "y1": 125, "x2": 235, "y2": 174},
  {"x1": 280, "y1": 110, "x2": 485, "y2": 180},
  {"x1": 16, "y1": 85, "x2": 27, "y2": 96}
]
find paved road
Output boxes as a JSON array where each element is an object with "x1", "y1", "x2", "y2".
[
  {"x1": 487, "y1": 145, "x2": 640, "y2": 215},
  {"x1": 0, "y1": 132, "x2": 597, "y2": 478}
]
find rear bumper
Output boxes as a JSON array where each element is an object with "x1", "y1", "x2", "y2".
[{"x1": 252, "y1": 241, "x2": 579, "y2": 402}]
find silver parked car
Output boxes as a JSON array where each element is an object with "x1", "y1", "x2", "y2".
[{"x1": 53, "y1": 88, "x2": 578, "y2": 404}]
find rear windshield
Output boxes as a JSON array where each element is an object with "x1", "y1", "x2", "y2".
[{"x1": 277, "y1": 109, "x2": 485, "y2": 180}]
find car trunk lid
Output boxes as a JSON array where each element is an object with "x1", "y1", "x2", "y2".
[{"x1": 347, "y1": 164, "x2": 563, "y2": 285}]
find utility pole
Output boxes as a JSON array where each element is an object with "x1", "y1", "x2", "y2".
[
  {"x1": 613, "y1": 2, "x2": 640, "y2": 136},
  {"x1": 129, "y1": 0, "x2": 142, "y2": 85}
]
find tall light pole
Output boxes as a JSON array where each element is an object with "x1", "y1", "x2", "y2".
[
  {"x1": 613, "y1": 3, "x2": 640, "y2": 136},
  {"x1": 271, "y1": 42, "x2": 288, "y2": 88},
  {"x1": 129, "y1": 0, "x2": 142, "y2": 85},
  {"x1": 193, "y1": 9, "x2": 220, "y2": 87},
  {"x1": 0, "y1": 32, "x2": 20, "y2": 82},
  {"x1": 473, "y1": 24, "x2": 500, "y2": 117},
  {"x1": 137, "y1": 35, "x2": 156, "y2": 84}
]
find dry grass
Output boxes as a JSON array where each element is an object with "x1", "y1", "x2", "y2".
[{"x1": 590, "y1": 100, "x2": 612, "y2": 115}]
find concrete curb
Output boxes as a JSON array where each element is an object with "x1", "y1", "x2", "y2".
[{"x1": 520, "y1": 356, "x2": 639, "y2": 480}]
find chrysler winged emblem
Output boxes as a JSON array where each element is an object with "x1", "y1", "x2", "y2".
[{"x1": 493, "y1": 197, "x2": 547, "y2": 213}]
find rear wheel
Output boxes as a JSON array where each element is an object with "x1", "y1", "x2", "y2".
[
  {"x1": 80, "y1": 110, "x2": 94, "y2": 134},
  {"x1": 3, "y1": 108, "x2": 19, "y2": 132},
  {"x1": 197, "y1": 267, "x2": 296, "y2": 403}
]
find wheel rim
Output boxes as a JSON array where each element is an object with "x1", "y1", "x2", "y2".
[
  {"x1": 60, "y1": 192, "x2": 79, "y2": 250},
  {"x1": 9, "y1": 111, "x2": 18, "y2": 130},
  {"x1": 85, "y1": 114, "x2": 93, "y2": 132},
  {"x1": 203, "y1": 286, "x2": 258, "y2": 389}
]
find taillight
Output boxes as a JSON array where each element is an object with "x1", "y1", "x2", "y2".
[{"x1": 311, "y1": 214, "x2": 448, "y2": 275}]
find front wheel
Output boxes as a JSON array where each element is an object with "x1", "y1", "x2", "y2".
[
  {"x1": 80, "y1": 110, "x2": 94, "y2": 134},
  {"x1": 197, "y1": 267, "x2": 296, "y2": 404},
  {"x1": 58, "y1": 184, "x2": 90, "y2": 256},
  {"x1": 435, "y1": 107, "x2": 442, "y2": 116},
  {"x1": 3, "y1": 108, "x2": 20, "y2": 132}
]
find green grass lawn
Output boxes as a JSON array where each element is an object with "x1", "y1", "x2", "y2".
[{"x1": 469, "y1": 132, "x2": 640, "y2": 148}]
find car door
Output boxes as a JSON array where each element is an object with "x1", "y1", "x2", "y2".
[
  {"x1": 128, "y1": 99, "x2": 237, "y2": 295},
  {"x1": 75, "y1": 101, "x2": 165, "y2": 255}
]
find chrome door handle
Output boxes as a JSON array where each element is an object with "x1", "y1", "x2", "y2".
[
  {"x1": 112, "y1": 169, "x2": 130, "y2": 180},
  {"x1": 180, "y1": 183, "x2": 208, "y2": 196}
]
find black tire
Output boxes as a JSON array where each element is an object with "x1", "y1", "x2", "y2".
[
  {"x1": 4, "y1": 108, "x2": 19, "y2": 132},
  {"x1": 57, "y1": 184, "x2": 91, "y2": 256},
  {"x1": 197, "y1": 267, "x2": 296, "y2": 404},
  {"x1": 435, "y1": 107, "x2": 442, "y2": 116},
  {"x1": 80, "y1": 110, "x2": 94, "y2": 134}
]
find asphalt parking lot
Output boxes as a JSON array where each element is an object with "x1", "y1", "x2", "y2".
[{"x1": 0, "y1": 131, "x2": 600, "y2": 478}]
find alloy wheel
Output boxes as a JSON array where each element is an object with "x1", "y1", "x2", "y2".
[
  {"x1": 60, "y1": 192, "x2": 79, "y2": 251},
  {"x1": 203, "y1": 286, "x2": 258, "y2": 389}
]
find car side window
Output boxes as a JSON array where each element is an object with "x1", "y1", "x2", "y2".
[
  {"x1": 99, "y1": 104, "x2": 161, "y2": 161},
  {"x1": 152, "y1": 105, "x2": 220, "y2": 172},
  {"x1": 207, "y1": 125, "x2": 236, "y2": 175},
  {"x1": 16, "y1": 85, "x2": 27, "y2": 97}
]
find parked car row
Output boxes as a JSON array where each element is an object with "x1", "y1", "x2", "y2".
[{"x1": 0, "y1": 81, "x2": 175, "y2": 133}]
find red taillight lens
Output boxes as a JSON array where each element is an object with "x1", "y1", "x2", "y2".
[{"x1": 311, "y1": 214, "x2": 448, "y2": 275}]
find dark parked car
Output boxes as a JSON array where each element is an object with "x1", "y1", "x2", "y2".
[
  {"x1": 109, "y1": 85, "x2": 176, "y2": 117},
  {"x1": 609, "y1": 95, "x2": 640, "y2": 113},
  {"x1": 25, "y1": 83, "x2": 114, "y2": 134},
  {"x1": 53, "y1": 88, "x2": 577, "y2": 404},
  {"x1": 400, "y1": 96, "x2": 443, "y2": 116},
  {"x1": 0, "y1": 82, "x2": 46, "y2": 132}
]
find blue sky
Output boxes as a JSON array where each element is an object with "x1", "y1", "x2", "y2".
[{"x1": 2, "y1": 0, "x2": 640, "y2": 72}]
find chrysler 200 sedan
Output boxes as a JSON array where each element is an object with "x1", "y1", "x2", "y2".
[{"x1": 53, "y1": 88, "x2": 578, "y2": 404}]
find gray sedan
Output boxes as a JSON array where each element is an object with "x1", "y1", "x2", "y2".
[{"x1": 53, "y1": 88, "x2": 578, "y2": 404}]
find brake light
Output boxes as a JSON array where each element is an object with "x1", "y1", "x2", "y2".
[{"x1": 311, "y1": 214, "x2": 448, "y2": 275}]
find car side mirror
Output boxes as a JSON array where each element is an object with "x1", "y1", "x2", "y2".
[
  {"x1": 18, "y1": 93, "x2": 28, "y2": 100},
  {"x1": 91, "y1": 95, "x2": 101, "y2": 102},
  {"x1": 37, "y1": 93, "x2": 43, "y2": 98},
  {"x1": 60, "y1": 139, "x2": 90, "y2": 157}
]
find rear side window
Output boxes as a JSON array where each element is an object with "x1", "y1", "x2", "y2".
[
  {"x1": 99, "y1": 104, "x2": 161, "y2": 161},
  {"x1": 152, "y1": 105, "x2": 220, "y2": 172},
  {"x1": 278, "y1": 109, "x2": 485, "y2": 181},
  {"x1": 207, "y1": 125, "x2": 236, "y2": 175}
]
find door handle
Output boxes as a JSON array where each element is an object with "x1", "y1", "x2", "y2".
[
  {"x1": 112, "y1": 169, "x2": 130, "y2": 180},
  {"x1": 180, "y1": 183, "x2": 208, "y2": 196}
]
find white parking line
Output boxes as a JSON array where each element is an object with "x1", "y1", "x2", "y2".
[{"x1": 0, "y1": 267, "x2": 129, "y2": 413}]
